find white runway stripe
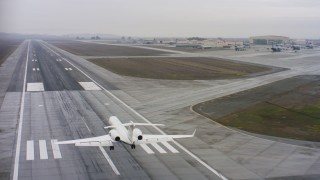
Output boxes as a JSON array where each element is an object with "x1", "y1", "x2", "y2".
[
  {"x1": 99, "y1": 146, "x2": 120, "y2": 175},
  {"x1": 37, "y1": 68, "x2": 39, "y2": 71},
  {"x1": 32, "y1": 68, "x2": 35, "y2": 71},
  {"x1": 65, "y1": 68, "x2": 68, "y2": 70},
  {"x1": 161, "y1": 142, "x2": 179, "y2": 153},
  {"x1": 139, "y1": 144, "x2": 154, "y2": 154},
  {"x1": 26, "y1": 140, "x2": 34, "y2": 160},
  {"x1": 51, "y1": 139, "x2": 62, "y2": 159},
  {"x1": 79, "y1": 82, "x2": 101, "y2": 90},
  {"x1": 39, "y1": 140, "x2": 48, "y2": 160},
  {"x1": 151, "y1": 143, "x2": 167, "y2": 153},
  {"x1": 68, "y1": 68, "x2": 72, "y2": 70},
  {"x1": 27, "y1": 83, "x2": 44, "y2": 92}
]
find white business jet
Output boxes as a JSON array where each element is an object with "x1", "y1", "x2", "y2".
[{"x1": 56, "y1": 116, "x2": 196, "y2": 150}]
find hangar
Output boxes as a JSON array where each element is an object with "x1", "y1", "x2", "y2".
[{"x1": 250, "y1": 35, "x2": 289, "y2": 45}]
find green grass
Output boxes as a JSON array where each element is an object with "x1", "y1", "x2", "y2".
[
  {"x1": 89, "y1": 57, "x2": 271, "y2": 80},
  {"x1": 216, "y1": 102, "x2": 320, "y2": 141}
]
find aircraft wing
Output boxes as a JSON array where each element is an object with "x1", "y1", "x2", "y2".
[
  {"x1": 55, "y1": 135, "x2": 114, "y2": 147},
  {"x1": 137, "y1": 130, "x2": 196, "y2": 144}
]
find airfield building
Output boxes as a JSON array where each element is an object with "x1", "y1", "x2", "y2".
[{"x1": 250, "y1": 35, "x2": 289, "y2": 45}]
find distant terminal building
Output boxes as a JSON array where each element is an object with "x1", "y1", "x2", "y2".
[{"x1": 250, "y1": 35, "x2": 289, "y2": 45}]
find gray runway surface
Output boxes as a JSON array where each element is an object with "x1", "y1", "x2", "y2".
[
  {"x1": 1, "y1": 40, "x2": 223, "y2": 180},
  {"x1": 2, "y1": 40, "x2": 320, "y2": 180}
]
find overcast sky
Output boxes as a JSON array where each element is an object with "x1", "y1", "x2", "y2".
[{"x1": 0, "y1": 0, "x2": 319, "y2": 38}]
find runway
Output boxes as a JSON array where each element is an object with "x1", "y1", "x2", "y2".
[
  {"x1": 3, "y1": 40, "x2": 224, "y2": 180},
  {"x1": 1, "y1": 40, "x2": 320, "y2": 180}
]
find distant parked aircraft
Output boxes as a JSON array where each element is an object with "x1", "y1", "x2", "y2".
[{"x1": 271, "y1": 44, "x2": 284, "y2": 52}]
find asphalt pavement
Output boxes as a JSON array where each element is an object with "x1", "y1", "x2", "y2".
[{"x1": 1, "y1": 40, "x2": 223, "y2": 180}]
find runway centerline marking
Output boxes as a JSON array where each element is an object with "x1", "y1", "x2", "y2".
[
  {"x1": 13, "y1": 41, "x2": 30, "y2": 180},
  {"x1": 26, "y1": 140, "x2": 34, "y2": 160},
  {"x1": 42, "y1": 42, "x2": 228, "y2": 180}
]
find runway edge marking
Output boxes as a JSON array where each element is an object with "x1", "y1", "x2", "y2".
[
  {"x1": 13, "y1": 41, "x2": 30, "y2": 180},
  {"x1": 42, "y1": 41, "x2": 228, "y2": 180}
]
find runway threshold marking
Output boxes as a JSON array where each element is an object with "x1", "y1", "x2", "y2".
[
  {"x1": 161, "y1": 142, "x2": 179, "y2": 153},
  {"x1": 151, "y1": 143, "x2": 167, "y2": 153},
  {"x1": 51, "y1": 139, "x2": 62, "y2": 159},
  {"x1": 98, "y1": 146, "x2": 120, "y2": 175},
  {"x1": 26, "y1": 140, "x2": 63, "y2": 160},
  {"x1": 39, "y1": 140, "x2": 48, "y2": 160},
  {"x1": 42, "y1": 42, "x2": 228, "y2": 179},
  {"x1": 26, "y1": 141, "x2": 34, "y2": 160},
  {"x1": 139, "y1": 144, "x2": 154, "y2": 154}
]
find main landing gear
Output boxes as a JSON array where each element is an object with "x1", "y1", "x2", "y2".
[
  {"x1": 131, "y1": 144, "x2": 136, "y2": 149},
  {"x1": 110, "y1": 146, "x2": 114, "y2": 150}
]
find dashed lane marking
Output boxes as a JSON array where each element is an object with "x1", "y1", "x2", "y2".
[{"x1": 65, "y1": 68, "x2": 69, "y2": 71}]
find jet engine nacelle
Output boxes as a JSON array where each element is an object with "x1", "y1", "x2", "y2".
[
  {"x1": 133, "y1": 128, "x2": 143, "y2": 140},
  {"x1": 109, "y1": 129, "x2": 121, "y2": 141}
]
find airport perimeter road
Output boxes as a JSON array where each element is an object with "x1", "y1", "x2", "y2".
[{"x1": 1, "y1": 40, "x2": 225, "y2": 180}]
